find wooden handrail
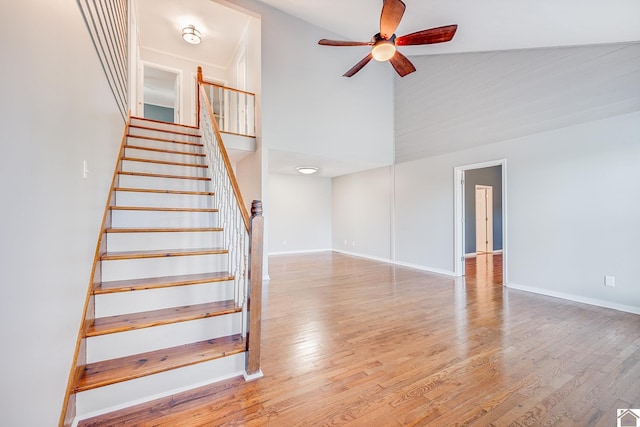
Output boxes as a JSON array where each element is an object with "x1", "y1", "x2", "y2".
[
  {"x1": 197, "y1": 66, "x2": 255, "y2": 97},
  {"x1": 201, "y1": 81, "x2": 256, "y2": 97},
  {"x1": 198, "y1": 84, "x2": 250, "y2": 231}
]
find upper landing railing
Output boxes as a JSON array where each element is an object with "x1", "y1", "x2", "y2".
[{"x1": 198, "y1": 71, "x2": 256, "y2": 138}]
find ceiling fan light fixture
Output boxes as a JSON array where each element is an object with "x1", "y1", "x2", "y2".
[
  {"x1": 296, "y1": 166, "x2": 318, "y2": 175},
  {"x1": 371, "y1": 40, "x2": 396, "y2": 61},
  {"x1": 182, "y1": 25, "x2": 201, "y2": 45}
]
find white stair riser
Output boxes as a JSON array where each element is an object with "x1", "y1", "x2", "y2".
[
  {"x1": 106, "y1": 231, "x2": 224, "y2": 252},
  {"x1": 75, "y1": 352, "x2": 245, "y2": 417},
  {"x1": 129, "y1": 127, "x2": 201, "y2": 144},
  {"x1": 111, "y1": 210, "x2": 218, "y2": 228},
  {"x1": 121, "y1": 160, "x2": 208, "y2": 178},
  {"x1": 118, "y1": 174, "x2": 210, "y2": 192},
  {"x1": 124, "y1": 146, "x2": 205, "y2": 164},
  {"x1": 130, "y1": 118, "x2": 200, "y2": 136},
  {"x1": 126, "y1": 136, "x2": 203, "y2": 153},
  {"x1": 101, "y1": 253, "x2": 228, "y2": 282},
  {"x1": 87, "y1": 313, "x2": 243, "y2": 362},
  {"x1": 95, "y1": 281, "x2": 235, "y2": 317},
  {"x1": 114, "y1": 191, "x2": 214, "y2": 209}
]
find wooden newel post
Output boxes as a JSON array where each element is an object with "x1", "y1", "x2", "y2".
[{"x1": 246, "y1": 200, "x2": 264, "y2": 379}]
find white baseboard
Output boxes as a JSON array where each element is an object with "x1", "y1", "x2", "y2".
[
  {"x1": 332, "y1": 249, "x2": 392, "y2": 264},
  {"x1": 506, "y1": 282, "x2": 640, "y2": 315},
  {"x1": 268, "y1": 248, "x2": 333, "y2": 256},
  {"x1": 464, "y1": 250, "x2": 503, "y2": 258},
  {"x1": 332, "y1": 249, "x2": 456, "y2": 277},
  {"x1": 243, "y1": 369, "x2": 264, "y2": 382},
  {"x1": 392, "y1": 260, "x2": 456, "y2": 277}
]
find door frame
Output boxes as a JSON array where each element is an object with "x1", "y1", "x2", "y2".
[
  {"x1": 141, "y1": 61, "x2": 183, "y2": 123},
  {"x1": 454, "y1": 159, "x2": 507, "y2": 282}
]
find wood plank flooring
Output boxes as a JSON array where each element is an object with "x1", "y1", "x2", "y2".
[{"x1": 79, "y1": 252, "x2": 640, "y2": 426}]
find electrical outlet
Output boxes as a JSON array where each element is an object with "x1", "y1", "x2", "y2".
[
  {"x1": 82, "y1": 160, "x2": 89, "y2": 179},
  {"x1": 604, "y1": 275, "x2": 615, "y2": 287},
  {"x1": 282, "y1": 240, "x2": 287, "y2": 246}
]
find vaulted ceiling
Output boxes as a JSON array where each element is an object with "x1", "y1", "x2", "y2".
[
  {"x1": 135, "y1": 0, "x2": 640, "y2": 176},
  {"x1": 255, "y1": 0, "x2": 640, "y2": 55}
]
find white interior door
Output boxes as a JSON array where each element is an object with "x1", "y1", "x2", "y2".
[{"x1": 475, "y1": 185, "x2": 493, "y2": 254}]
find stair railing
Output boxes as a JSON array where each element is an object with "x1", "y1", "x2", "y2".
[
  {"x1": 197, "y1": 68, "x2": 263, "y2": 378},
  {"x1": 198, "y1": 76, "x2": 256, "y2": 138}
]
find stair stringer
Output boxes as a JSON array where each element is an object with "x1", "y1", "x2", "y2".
[{"x1": 62, "y1": 117, "x2": 250, "y2": 426}]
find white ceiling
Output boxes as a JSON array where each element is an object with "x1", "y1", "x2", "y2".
[
  {"x1": 255, "y1": 0, "x2": 640, "y2": 55},
  {"x1": 136, "y1": 0, "x2": 252, "y2": 70},
  {"x1": 135, "y1": 0, "x2": 640, "y2": 178}
]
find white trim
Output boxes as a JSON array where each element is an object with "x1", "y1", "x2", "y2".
[
  {"x1": 392, "y1": 260, "x2": 456, "y2": 277},
  {"x1": 506, "y1": 282, "x2": 640, "y2": 315},
  {"x1": 141, "y1": 46, "x2": 228, "y2": 71},
  {"x1": 268, "y1": 248, "x2": 333, "y2": 256},
  {"x1": 464, "y1": 250, "x2": 503, "y2": 258},
  {"x1": 270, "y1": 249, "x2": 456, "y2": 277},
  {"x1": 332, "y1": 249, "x2": 392, "y2": 264},
  {"x1": 332, "y1": 249, "x2": 456, "y2": 277},
  {"x1": 243, "y1": 369, "x2": 264, "y2": 382},
  {"x1": 454, "y1": 159, "x2": 507, "y2": 281},
  {"x1": 141, "y1": 61, "x2": 184, "y2": 121}
]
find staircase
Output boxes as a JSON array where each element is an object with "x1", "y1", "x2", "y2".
[{"x1": 66, "y1": 117, "x2": 260, "y2": 422}]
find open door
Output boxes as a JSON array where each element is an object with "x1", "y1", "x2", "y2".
[
  {"x1": 142, "y1": 64, "x2": 181, "y2": 123},
  {"x1": 475, "y1": 185, "x2": 493, "y2": 254},
  {"x1": 454, "y1": 161, "x2": 506, "y2": 284}
]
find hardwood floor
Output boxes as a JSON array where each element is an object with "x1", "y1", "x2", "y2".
[{"x1": 80, "y1": 252, "x2": 640, "y2": 426}]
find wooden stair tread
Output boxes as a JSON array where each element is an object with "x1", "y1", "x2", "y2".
[
  {"x1": 121, "y1": 157, "x2": 208, "y2": 168},
  {"x1": 114, "y1": 187, "x2": 214, "y2": 196},
  {"x1": 96, "y1": 272, "x2": 235, "y2": 294},
  {"x1": 87, "y1": 300, "x2": 241, "y2": 336},
  {"x1": 100, "y1": 248, "x2": 228, "y2": 261},
  {"x1": 76, "y1": 334, "x2": 245, "y2": 392},
  {"x1": 125, "y1": 145, "x2": 206, "y2": 157},
  {"x1": 118, "y1": 171, "x2": 210, "y2": 181},
  {"x1": 106, "y1": 227, "x2": 223, "y2": 233},
  {"x1": 129, "y1": 124, "x2": 202, "y2": 138},
  {"x1": 110, "y1": 206, "x2": 218, "y2": 212},
  {"x1": 126, "y1": 134, "x2": 203, "y2": 147}
]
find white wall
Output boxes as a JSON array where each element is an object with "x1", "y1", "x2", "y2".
[
  {"x1": 394, "y1": 112, "x2": 640, "y2": 312},
  {"x1": 229, "y1": 0, "x2": 394, "y2": 168},
  {"x1": 140, "y1": 47, "x2": 229, "y2": 126},
  {"x1": 332, "y1": 166, "x2": 393, "y2": 261},
  {"x1": 0, "y1": 1, "x2": 124, "y2": 425},
  {"x1": 268, "y1": 174, "x2": 332, "y2": 254}
]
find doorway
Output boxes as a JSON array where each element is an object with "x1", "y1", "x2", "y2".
[
  {"x1": 142, "y1": 63, "x2": 181, "y2": 123},
  {"x1": 475, "y1": 185, "x2": 493, "y2": 254},
  {"x1": 454, "y1": 160, "x2": 506, "y2": 283}
]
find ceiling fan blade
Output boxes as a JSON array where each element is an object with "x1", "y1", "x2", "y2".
[
  {"x1": 343, "y1": 53, "x2": 373, "y2": 77},
  {"x1": 396, "y1": 25, "x2": 458, "y2": 46},
  {"x1": 319, "y1": 39, "x2": 373, "y2": 47},
  {"x1": 389, "y1": 51, "x2": 416, "y2": 77},
  {"x1": 379, "y1": 0, "x2": 406, "y2": 39}
]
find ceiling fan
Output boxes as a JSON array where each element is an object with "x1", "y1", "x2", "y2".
[{"x1": 318, "y1": 0, "x2": 457, "y2": 77}]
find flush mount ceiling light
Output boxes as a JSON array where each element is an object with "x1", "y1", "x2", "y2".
[
  {"x1": 296, "y1": 166, "x2": 318, "y2": 175},
  {"x1": 182, "y1": 25, "x2": 201, "y2": 45}
]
